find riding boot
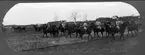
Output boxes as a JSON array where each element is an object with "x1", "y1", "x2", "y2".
[
  {"x1": 112, "y1": 33, "x2": 115, "y2": 40},
  {"x1": 94, "y1": 32, "x2": 96, "y2": 37},
  {"x1": 101, "y1": 32, "x2": 104, "y2": 39},
  {"x1": 88, "y1": 35, "x2": 89, "y2": 40},
  {"x1": 90, "y1": 34, "x2": 93, "y2": 40}
]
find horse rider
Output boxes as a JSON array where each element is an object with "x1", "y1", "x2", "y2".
[{"x1": 83, "y1": 22, "x2": 88, "y2": 30}]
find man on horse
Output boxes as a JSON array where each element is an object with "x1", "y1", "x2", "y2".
[
  {"x1": 83, "y1": 22, "x2": 88, "y2": 30},
  {"x1": 95, "y1": 21, "x2": 102, "y2": 29},
  {"x1": 61, "y1": 22, "x2": 66, "y2": 28},
  {"x1": 116, "y1": 18, "x2": 124, "y2": 29}
]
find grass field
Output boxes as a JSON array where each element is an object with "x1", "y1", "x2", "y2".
[{"x1": 3, "y1": 28, "x2": 143, "y2": 55}]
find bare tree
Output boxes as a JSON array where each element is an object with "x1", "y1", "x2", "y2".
[{"x1": 70, "y1": 12, "x2": 78, "y2": 24}]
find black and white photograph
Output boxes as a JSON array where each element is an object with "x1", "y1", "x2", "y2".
[{"x1": 0, "y1": 1, "x2": 145, "y2": 55}]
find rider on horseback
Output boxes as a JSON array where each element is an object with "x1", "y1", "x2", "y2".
[
  {"x1": 83, "y1": 22, "x2": 88, "y2": 30},
  {"x1": 95, "y1": 21, "x2": 102, "y2": 29}
]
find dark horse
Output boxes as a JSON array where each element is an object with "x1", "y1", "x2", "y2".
[
  {"x1": 65, "y1": 23, "x2": 77, "y2": 38},
  {"x1": 90, "y1": 22, "x2": 105, "y2": 39},
  {"x1": 75, "y1": 25, "x2": 93, "y2": 40},
  {"x1": 106, "y1": 22, "x2": 127, "y2": 40},
  {"x1": 12, "y1": 26, "x2": 26, "y2": 32},
  {"x1": 126, "y1": 21, "x2": 139, "y2": 36},
  {"x1": 58, "y1": 23, "x2": 67, "y2": 36},
  {"x1": 93, "y1": 25, "x2": 105, "y2": 38},
  {"x1": 32, "y1": 25, "x2": 42, "y2": 32},
  {"x1": 42, "y1": 24, "x2": 59, "y2": 38}
]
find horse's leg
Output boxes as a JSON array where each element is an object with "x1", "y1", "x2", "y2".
[
  {"x1": 133, "y1": 29, "x2": 137, "y2": 36},
  {"x1": 44, "y1": 33, "x2": 47, "y2": 38},
  {"x1": 62, "y1": 31, "x2": 65, "y2": 36},
  {"x1": 120, "y1": 32, "x2": 125, "y2": 40},
  {"x1": 112, "y1": 33, "x2": 115, "y2": 40},
  {"x1": 89, "y1": 33, "x2": 93, "y2": 40},
  {"x1": 57, "y1": 31, "x2": 59, "y2": 36},
  {"x1": 120, "y1": 33, "x2": 122, "y2": 40},
  {"x1": 46, "y1": 32, "x2": 52, "y2": 38},
  {"x1": 66, "y1": 31, "x2": 69, "y2": 38},
  {"x1": 66, "y1": 33, "x2": 69, "y2": 38},
  {"x1": 65, "y1": 31, "x2": 68, "y2": 37},
  {"x1": 101, "y1": 32, "x2": 104, "y2": 39},
  {"x1": 53, "y1": 33, "x2": 56, "y2": 38},
  {"x1": 64, "y1": 30, "x2": 66, "y2": 36},
  {"x1": 87, "y1": 33, "x2": 90, "y2": 40},
  {"x1": 93, "y1": 31, "x2": 96, "y2": 37},
  {"x1": 106, "y1": 31, "x2": 109, "y2": 38},
  {"x1": 134, "y1": 29, "x2": 137, "y2": 36},
  {"x1": 99, "y1": 31, "x2": 102, "y2": 38},
  {"x1": 106, "y1": 31, "x2": 108, "y2": 36},
  {"x1": 133, "y1": 30, "x2": 135, "y2": 36},
  {"x1": 53, "y1": 32, "x2": 56, "y2": 38},
  {"x1": 105, "y1": 31, "x2": 108, "y2": 38},
  {"x1": 80, "y1": 34, "x2": 83, "y2": 40},
  {"x1": 57, "y1": 31, "x2": 59, "y2": 37},
  {"x1": 51, "y1": 33, "x2": 53, "y2": 38},
  {"x1": 76, "y1": 33, "x2": 78, "y2": 38},
  {"x1": 69, "y1": 32, "x2": 72, "y2": 38},
  {"x1": 65, "y1": 30, "x2": 67, "y2": 36},
  {"x1": 60, "y1": 31, "x2": 63, "y2": 36},
  {"x1": 131, "y1": 31, "x2": 134, "y2": 36},
  {"x1": 59, "y1": 31, "x2": 61, "y2": 36},
  {"x1": 70, "y1": 33, "x2": 72, "y2": 38},
  {"x1": 45, "y1": 33, "x2": 47, "y2": 38},
  {"x1": 42, "y1": 33, "x2": 44, "y2": 38},
  {"x1": 61, "y1": 31, "x2": 63, "y2": 36},
  {"x1": 37, "y1": 28, "x2": 39, "y2": 32},
  {"x1": 107, "y1": 31, "x2": 110, "y2": 38},
  {"x1": 127, "y1": 30, "x2": 130, "y2": 36},
  {"x1": 136, "y1": 29, "x2": 139, "y2": 36},
  {"x1": 25, "y1": 29, "x2": 27, "y2": 32},
  {"x1": 55, "y1": 31, "x2": 58, "y2": 38},
  {"x1": 105, "y1": 31, "x2": 108, "y2": 36},
  {"x1": 58, "y1": 31, "x2": 60, "y2": 35},
  {"x1": 97, "y1": 32, "x2": 99, "y2": 38},
  {"x1": 52, "y1": 33, "x2": 54, "y2": 38},
  {"x1": 48, "y1": 33, "x2": 51, "y2": 38},
  {"x1": 39, "y1": 28, "x2": 40, "y2": 31},
  {"x1": 36, "y1": 28, "x2": 38, "y2": 32},
  {"x1": 64, "y1": 31, "x2": 66, "y2": 36},
  {"x1": 49, "y1": 33, "x2": 52, "y2": 38}
]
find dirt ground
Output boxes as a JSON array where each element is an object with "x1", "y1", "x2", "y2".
[
  {"x1": 0, "y1": 18, "x2": 144, "y2": 55},
  {"x1": 0, "y1": 26, "x2": 143, "y2": 55}
]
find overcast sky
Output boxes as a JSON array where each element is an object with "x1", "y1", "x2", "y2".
[{"x1": 3, "y1": 2, "x2": 140, "y2": 25}]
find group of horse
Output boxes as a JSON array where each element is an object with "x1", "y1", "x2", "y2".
[{"x1": 10, "y1": 16, "x2": 142, "y2": 40}]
